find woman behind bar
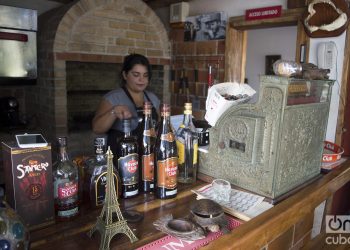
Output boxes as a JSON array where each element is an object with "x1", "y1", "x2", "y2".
[{"x1": 92, "y1": 53, "x2": 160, "y2": 155}]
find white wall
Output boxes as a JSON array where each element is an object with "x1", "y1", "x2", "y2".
[
  {"x1": 309, "y1": 33, "x2": 346, "y2": 141},
  {"x1": 189, "y1": 0, "x2": 287, "y2": 16},
  {"x1": 245, "y1": 26, "x2": 297, "y2": 103},
  {"x1": 186, "y1": 0, "x2": 345, "y2": 142}
]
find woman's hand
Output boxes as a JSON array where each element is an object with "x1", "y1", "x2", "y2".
[
  {"x1": 111, "y1": 105, "x2": 133, "y2": 120},
  {"x1": 92, "y1": 100, "x2": 133, "y2": 134}
]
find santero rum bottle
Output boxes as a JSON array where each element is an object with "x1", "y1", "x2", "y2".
[{"x1": 53, "y1": 137, "x2": 79, "y2": 220}]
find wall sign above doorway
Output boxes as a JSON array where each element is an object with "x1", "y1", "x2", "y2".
[{"x1": 245, "y1": 6, "x2": 282, "y2": 21}]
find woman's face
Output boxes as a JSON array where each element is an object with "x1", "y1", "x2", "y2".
[{"x1": 123, "y1": 64, "x2": 149, "y2": 93}]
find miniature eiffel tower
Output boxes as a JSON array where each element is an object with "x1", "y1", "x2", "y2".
[{"x1": 88, "y1": 147, "x2": 138, "y2": 250}]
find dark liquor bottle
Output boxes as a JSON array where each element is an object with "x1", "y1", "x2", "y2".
[
  {"x1": 53, "y1": 137, "x2": 79, "y2": 220},
  {"x1": 154, "y1": 103, "x2": 178, "y2": 199},
  {"x1": 85, "y1": 137, "x2": 120, "y2": 208},
  {"x1": 117, "y1": 119, "x2": 139, "y2": 198},
  {"x1": 176, "y1": 103, "x2": 198, "y2": 183},
  {"x1": 140, "y1": 101, "x2": 156, "y2": 192}
]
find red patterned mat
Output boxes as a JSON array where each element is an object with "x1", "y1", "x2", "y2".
[{"x1": 137, "y1": 217, "x2": 242, "y2": 250}]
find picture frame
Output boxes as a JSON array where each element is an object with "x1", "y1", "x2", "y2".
[
  {"x1": 265, "y1": 55, "x2": 281, "y2": 75},
  {"x1": 184, "y1": 12, "x2": 227, "y2": 41}
]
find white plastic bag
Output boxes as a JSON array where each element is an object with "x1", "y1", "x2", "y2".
[{"x1": 205, "y1": 82, "x2": 256, "y2": 126}]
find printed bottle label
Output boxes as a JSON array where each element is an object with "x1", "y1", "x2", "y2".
[
  {"x1": 58, "y1": 207, "x2": 79, "y2": 217},
  {"x1": 95, "y1": 172, "x2": 119, "y2": 206},
  {"x1": 58, "y1": 182, "x2": 78, "y2": 200},
  {"x1": 143, "y1": 128, "x2": 156, "y2": 137},
  {"x1": 157, "y1": 157, "x2": 178, "y2": 189},
  {"x1": 142, "y1": 153, "x2": 154, "y2": 181},
  {"x1": 160, "y1": 132, "x2": 175, "y2": 142},
  {"x1": 118, "y1": 153, "x2": 139, "y2": 185},
  {"x1": 176, "y1": 140, "x2": 198, "y2": 165}
]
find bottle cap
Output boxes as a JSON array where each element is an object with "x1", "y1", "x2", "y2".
[
  {"x1": 94, "y1": 137, "x2": 106, "y2": 154},
  {"x1": 122, "y1": 119, "x2": 132, "y2": 133},
  {"x1": 144, "y1": 101, "x2": 152, "y2": 114},
  {"x1": 57, "y1": 137, "x2": 67, "y2": 147},
  {"x1": 94, "y1": 137, "x2": 106, "y2": 147},
  {"x1": 144, "y1": 101, "x2": 152, "y2": 109},
  {"x1": 184, "y1": 102, "x2": 192, "y2": 110},
  {"x1": 161, "y1": 103, "x2": 170, "y2": 112}
]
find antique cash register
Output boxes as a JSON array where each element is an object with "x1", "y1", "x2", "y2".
[{"x1": 199, "y1": 75, "x2": 334, "y2": 202}]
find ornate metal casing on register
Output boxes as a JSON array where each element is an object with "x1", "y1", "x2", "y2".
[{"x1": 199, "y1": 75, "x2": 334, "y2": 200}]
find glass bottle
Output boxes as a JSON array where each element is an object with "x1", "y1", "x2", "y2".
[
  {"x1": 154, "y1": 103, "x2": 178, "y2": 199},
  {"x1": 140, "y1": 102, "x2": 156, "y2": 192},
  {"x1": 53, "y1": 137, "x2": 79, "y2": 220},
  {"x1": 85, "y1": 137, "x2": 120, "y2": 208},
  {"x1": 176, "y1": 103, "x2": 198, "y2": 183},
  {"x1": 117, "y1": 119, "x2": 139, "y2": 198}
]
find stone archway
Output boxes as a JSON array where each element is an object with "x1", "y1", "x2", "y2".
[{"x1": 30, "y1": 0, "x2": 170, "y2": 151}]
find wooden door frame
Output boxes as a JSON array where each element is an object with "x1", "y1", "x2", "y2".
[
  {"x1": 338, "y1": 25, "x2": 350, "y2": 155},
  {"x1": 225, "y1": 8, "x2": 349, "y2": 148}
]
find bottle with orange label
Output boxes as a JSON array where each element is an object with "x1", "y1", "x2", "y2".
[
  {"x1": 154, "y1": 103, "x2": 178, "y2": 199},
  {"x1": 117, "y1": 119, "x2": 139, "y2": 198},
  {"x1": 140, "y1": 101, "x2": 156, "y2": 192}
]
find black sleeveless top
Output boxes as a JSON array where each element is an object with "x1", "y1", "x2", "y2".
[{"x1": 107, "y1": 86, "x2": 158, "y2": 158}]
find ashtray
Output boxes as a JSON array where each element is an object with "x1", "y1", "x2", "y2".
[{"x1": 322, "y1": 141, "x2": 344, "y2": 163}]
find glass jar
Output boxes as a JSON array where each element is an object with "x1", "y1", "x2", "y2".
[
  {"x1": 273, "y1": 59, "x2": 302, "y2": 77},
  {"x1": 0, "y1": 200, "x2": 30, "y2": 250}
]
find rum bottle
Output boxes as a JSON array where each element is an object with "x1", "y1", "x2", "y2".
[
  {"x1": 117, "y1": 119, "x2": 139, "y2": 198},
  {"x1": 140, "y1": 101, "x2": 156, "y2": 192},
  {"x1": 53, "y1": 136, "x2": 79, "y2": 220},
  {"x1": 154, "y1": 103, "x2": 178, "y2": 199},
  {"x1": 176, "y1": 103, "x2": 198, "y2": 183},
  {"x1": 85, "y1": 137, "x2": 120, "y2": 208}
]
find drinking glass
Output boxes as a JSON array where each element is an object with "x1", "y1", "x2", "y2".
[{"x1": 212, "y1": 179, "x2": 231, "y2": 202}]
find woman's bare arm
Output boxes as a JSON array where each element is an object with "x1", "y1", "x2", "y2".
[{"x1": 92, "y1": 99, "x2": 132, "y2": 134}]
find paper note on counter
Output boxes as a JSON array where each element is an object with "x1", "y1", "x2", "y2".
[{"x1": 192, "y1": 184, "x2": 274, "y2": 221}]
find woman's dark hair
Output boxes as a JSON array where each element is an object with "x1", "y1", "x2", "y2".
[{"x1": 120, "y1": 53, "x2": 152, "y2": 85}]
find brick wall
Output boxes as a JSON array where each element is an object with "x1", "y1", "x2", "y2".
[
  {"x1": 25, "y1": 0, "x2": 170, "y2": 152},
  {"x1": 170, "y1": 28, "x2": 226, "y2": 119},
  {"x1": 66, "y1": 61, "x2": 164, "y2": 132}
]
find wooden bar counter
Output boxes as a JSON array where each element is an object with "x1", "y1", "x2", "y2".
[{"x1": 30, "y1": 159, "x2": 350, "y2": 250}]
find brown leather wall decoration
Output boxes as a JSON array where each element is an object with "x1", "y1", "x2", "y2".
[{"x1": 303, "y1": 0, "x2": 350, "y2": 37}]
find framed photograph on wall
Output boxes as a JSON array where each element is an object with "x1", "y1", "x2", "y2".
[
  {"x1": 184, "y1": 12, "x2": 227, "y2": 41},
  {"x1": 265, "y1": 55, "x2": 281, "y2": 75}
]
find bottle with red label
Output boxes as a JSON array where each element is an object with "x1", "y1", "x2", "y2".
[
  {"x1": 117, "y1": 119, "x2": 139, "y2": 198},
  {"x1": 154, "y1": 103, "x2": 178, "y2": 199},
  {"x1": 53, "y1": 136, "x2": 79, "y2": 220},
  {"x1": 140, "y1": 101, "x2": 156, "y2": 192}
]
